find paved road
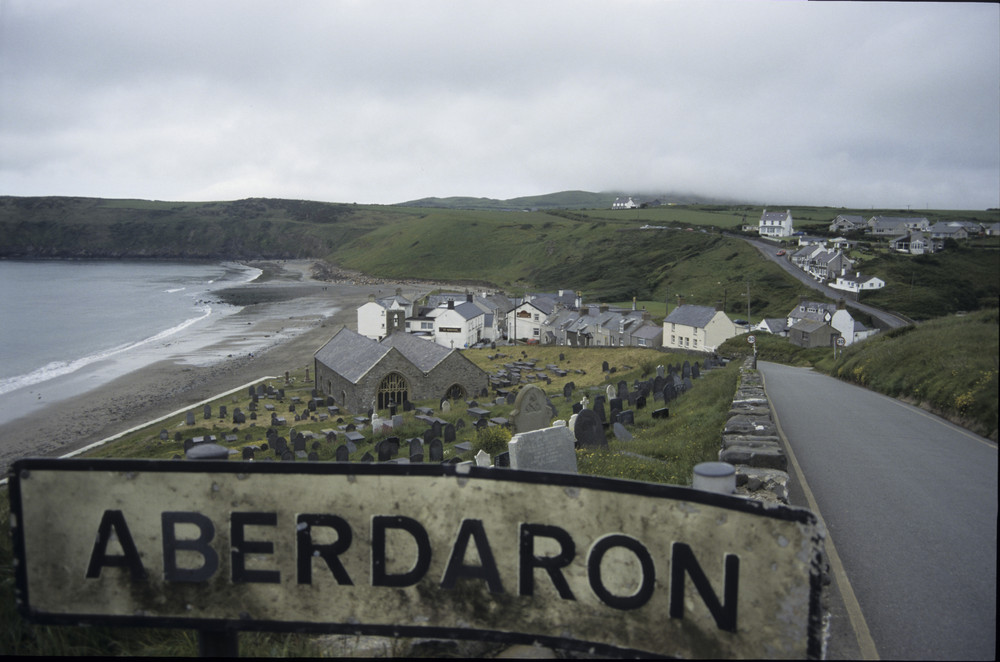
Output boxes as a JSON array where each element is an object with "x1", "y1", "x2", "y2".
[
  {"x1": 758, "y1": 361, "x2": 997, "y2": 660},
  {"x1": 734, "y1": 234, "x2": 911, "y2": 330}
]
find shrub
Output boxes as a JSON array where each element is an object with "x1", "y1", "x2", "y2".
[{"x1": 472, "y1": 425, "x2": 512, "y2": 457}]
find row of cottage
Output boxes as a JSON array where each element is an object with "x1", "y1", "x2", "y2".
[
  {"x1": 358, "y1": 288, "x2": 873, "y2": 354},
  {"x1": 758, "y1": 209, "x2": 996, "y2": 256}
]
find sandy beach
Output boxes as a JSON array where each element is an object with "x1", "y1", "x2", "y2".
[{"x1": 0, "y1": 260, "x2": 442, "y2": 476}]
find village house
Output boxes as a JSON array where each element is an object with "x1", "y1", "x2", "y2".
[
  {"x1": 928, "y1": 222, "x2": 969, "y2": 241},
  {"x1": 890, "y1": 231, "x2": 941, "y2": 255},
  {"x1": 868, "y1": 216, "x2": 930, "y2": 237},
  {"x1": 828, "y1": 215, "x2": 867, "y2": 233},
  {"x1": 314, "y1": 327, "x2": 488, "y2": 414},
  {"x1": 830, "y1": 272, "x2": 886, "y2": 295},
  {"x1": 612, "y1": 196, "x2": 638, "y2": 210},
  {"x1": 356, "y1": 290, "x2": 414, "y2": 340},
  {"x1": 788, "y1": 319, "x2": 841, "y2": 349},
  {"x1": 663, "y1": 304, "x2": 740, "y2": 353},
  {"x1": 754, "y1": 318, "x2": 789, "y2": 337},
  {"x1": 425, "y1": 298, "x2": 486, "y2": 349},
  {"x1": 541, "y1": 304, "x2": 661, "y2": 348},
  {"x1": 507, "y1": 297, "x2": 556, "y2": 344},
  {"x1": 758, "y1": 209, "x2": 794, "y2": 238},
  {"x1": 787, "y1": 299, "x2": 875, "y2": 346}
]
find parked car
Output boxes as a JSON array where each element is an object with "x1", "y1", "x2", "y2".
[
  {"x1": 733, "y1": 319, "x2": 749, "y2": 326},
  {"x1": 776, "y1": 249, "x2": 786, "y2": 256}
]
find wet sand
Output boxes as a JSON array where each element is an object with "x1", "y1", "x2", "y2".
[{"x1": 0, "y1": 261, "x2": 442, "y2": 476}]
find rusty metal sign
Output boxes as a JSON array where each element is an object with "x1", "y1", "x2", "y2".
[{"x1": 9, "y1": 458, "x2": 825, "y2": 658}]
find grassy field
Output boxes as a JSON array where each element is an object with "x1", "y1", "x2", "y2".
[{"x1": 1, "y1": 345, "x2": 740, "y2": 656}]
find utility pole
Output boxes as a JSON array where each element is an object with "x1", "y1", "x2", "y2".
[{"x1": 745, "y1": 280, "x2": 751, "y2": 331}]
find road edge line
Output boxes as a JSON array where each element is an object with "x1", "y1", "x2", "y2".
[{"x1": 760, "y1": 368, "x2": 880, "y2": 660}]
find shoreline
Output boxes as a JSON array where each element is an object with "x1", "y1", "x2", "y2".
[{"x1": 0, "y1": 260, "x2": 444, "y2": 476}]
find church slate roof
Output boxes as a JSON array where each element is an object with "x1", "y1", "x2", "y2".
[{"x1": 315, "y1": 327, "x2": 454, "y2": 383}]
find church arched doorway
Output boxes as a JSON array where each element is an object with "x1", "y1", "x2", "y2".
[{"x1": 377, "y1": 372, "x2": 408, "y2": 410}]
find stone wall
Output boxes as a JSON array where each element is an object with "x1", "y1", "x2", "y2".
[{"x1": 720, "y1": 358, "x2": 790, "y2": 503}]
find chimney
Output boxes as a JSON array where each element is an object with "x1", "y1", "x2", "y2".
[
  {"x1": 395, "y1": 288, "x2": 402, "y2": 296},
  {"x1": 632, "y1": 297, "x2": 637, "y2": 311},
  {"x1": 580, "y1": 307, "x2": 588, "y2": 316},
  {"x1": 466, "y1": 292, "x2": 473, "y2": 303},
  {"x1": 715, "y1": 300, "x2": 724, "y2": 311},
  {"x1": 599, "y1": 303, "x2": 609, "y2": 314},
  {"x1": 642, "y1": 309, "x2": 650, "y2": 322},
  {"x1": 575, "y1": 291, "x2": 583, "y2": 310},
  {"x1": 368, "y1": 293, "x2": 376, "y2": 302},
  {"x1": 447, "y1": 299, "x2": 454, "y2": 309}
]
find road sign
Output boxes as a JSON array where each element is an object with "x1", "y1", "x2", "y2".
[
  {"x1": 747, "y1": 335, "x2": 756, "y2": 344},
  {"x1": 836, "y1": 337, "x2": 846, "y2": 347},
  {"x1": 10, "y1": 458, "x2": 825, "y2": 658}
]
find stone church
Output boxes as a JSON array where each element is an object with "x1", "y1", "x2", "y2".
[{"x1": 313, "y1": 327, "x2": 488, "y2": 414}]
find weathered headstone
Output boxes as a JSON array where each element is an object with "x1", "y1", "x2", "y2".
[
  {"x1": 508, "y1": 426, "x2": 578, "y2": 473},
  {"x1": 613, "y1": 422, "x2": 633, "y2": 442},
  {"x1": 652, "y1": 407, "x2": 670, "y2": 419},
  {"x1": 618, "y1": 381, "x2": 628, "y2": 399},
  {"x1": 360, "y1": 452, "x2": 374, "y2": 463},
  {"x1": 592, "y1": 396, "x2": 606, "y2": 423},
  {"x1": 475, "y1": 450, "x2": 491, "y2": 467},
  {"x1": 335, "y1": 444, "x2": 350, "y2": 462},
  {"x1": 494, "y1": 451, "x2": 510, "y2": 467},
  {"x1": 186, "y1": 411, "x2": 195, "y2": 426},
  {"x1": 510, "y1": 384, "x2": 552, "y2": 434},
  {"x1": 159, "y1": 429, "x2": 169, "y2": 441},
  {"x1": 602, "y1": 360, "x2": 609, "y2": 372},
  {"x1": 617, "y1": 409, "x2": 635, "y2": 426},
  {"x1": 428, "y1": 438, "x2": 444, "y2": 462},
  {"x1": 563, "y1": 383, "x2": 574, "y2": 400},
  {"x1": 573, "y1": 409, "x2": 608, "y2": 448},
  {"x1": 440, "y1": 399, "x2": 452, "y2": 413},
  {"x1": 692, "y1": 363, "x2": 700, "y2": 379},
  {"x1": 656, "y1": 364, "x2": 665, "y2": 378},
  {"x1": 443, "y1": 423, "x2": 456, "y2": 443}
]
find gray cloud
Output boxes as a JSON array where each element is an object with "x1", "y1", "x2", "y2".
[{"x1": 1, "y1": 0, "x2": 997, "y2": 209}]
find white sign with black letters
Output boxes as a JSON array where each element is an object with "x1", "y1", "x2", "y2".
[{"x1": 10, "y1": 459, "x2": 825, "y2": 658}]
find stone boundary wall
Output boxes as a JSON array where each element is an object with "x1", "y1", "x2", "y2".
[{"x1": 720, "y1": 357, "x2": 790, "y2": 503}]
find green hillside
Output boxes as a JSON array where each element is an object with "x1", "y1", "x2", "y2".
[{"x1": 2, "y1": 195, "x2": 997, "y2": 321}]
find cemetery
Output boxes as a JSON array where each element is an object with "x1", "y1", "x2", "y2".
[{"x1": 17, "y1": 344, "x2": 824, "y2": 657}]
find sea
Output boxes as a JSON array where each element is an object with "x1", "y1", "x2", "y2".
[{"x1": 0, "y1": 260, "x2": 263, "y2": 427}]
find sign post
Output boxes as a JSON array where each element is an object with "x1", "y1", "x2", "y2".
[{"x1": 9, "y1": 458, "x2": 826, "y2": 658}]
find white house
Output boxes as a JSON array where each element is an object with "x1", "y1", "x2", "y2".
[
  {"x1": 829, "y1": 215, "x2": 867, "y2": 233},
  {"x1": 506, "y1": 299, "x2": 555, "y2": 344},
  {"x1": 612, "y1": 196, "x2": 638, "y2": 210},
  {"x1": 758, "y1": 209, "x2": 794, "y2": 238},
  {"x1": 357, "y1": 291, "x2": 413, "y2": 340},
  {"x1": 427, "y1": 300, "x2": 486, "y2": 349},
  {"x1": 662, "y1": 305, "x2": 740, "y2": 353},
  {"x1": 830, "y1": 273, "x2": 886, "y2": 294}
]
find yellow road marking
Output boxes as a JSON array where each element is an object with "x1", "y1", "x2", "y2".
[{"x1": 761, "y1": 369, "x2": 880, "y2": 660}]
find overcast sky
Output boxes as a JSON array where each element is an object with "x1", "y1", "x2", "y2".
[{"x1": 1, "y1": 1, "x2": 997, "y2": 209}]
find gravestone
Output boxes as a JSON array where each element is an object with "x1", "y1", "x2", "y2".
[
  {"x1": 609, "y1": 397, "x2": 623, "y2": 413},
  {"x1": 682, "y1": 361, "x2": 691, "y2": 379},
  {"x1": 233, "y1": 410, "x2": 246, "y2": 425},
  {"x1": 563, "y1": 383, "x2": 574, "y2": 400},
  {"x1": 573, "y1": 409, "x2": 608, "y2": 448},
  {"x1": 656, "y1": 364, "x2": 665, "y2": 378},
  {"x1": 618, "y1": 381, "x2": 628, "y2": 399},
  {"x1": 592, "y1": 396, "x2": 606, "y2": 423},
  {"x1": 508, "y1": 426, "x2": 578, "y2": 473},
  {"x1": 662, "y1": 382, "x2": 677, "y2": 404},
  {"x1": 510, "y1": 384, "x2": 552, "y2": 434},
  {"x1": 408, "y1": 439, "x2": 423, "y2": 460},
  {"x1": 360, "y1": 452, "x2": 374, "y2": 463},
  {"x1": 203, "y1": 404, "x2": 211, "y2": 420},
  {"x1": 572, "y1": 402, "x2": 583, "y2": 414},
  {"x1": 440, "y1": 399, "x2": 451, "y2": 413},
  {"x1": 402, "y1": 399, "x2": 414, "y2": 412},
  {"x1": 602, "y1": 360, "x2": 609, "y2": 372},
  {"x1": 617, "y1": 409, "x2": 635, "y2": 426},
  {"x1": 219, "y1": 405, "x2": 227, "y2": 418},
  {"x1": 428, "y1": 438, "x2": 444, "y2": 463},
  {"x1": 494, "y1": 451, "x2": 510, "y2": 467},
  {"x1": 307, "y1": 452, "x2": 319, "y2": 462},
  {"x1": 683, "y1": 377, "x2": 693, "y2": 391},
  {"x1": 377, "y1": 438, "x2": 399, "y2": 462},
  {"x1": 335, "y1": 445, "x2": 350, "y2": 462},
  {"x1": 613, "y1": 422, "x2": 633, "y2": 442},
  {"x1": 186, "y1": 411, "x2": 195, "y2": 426},
  {"x1": 692, "y1": 363, "x2": 700, "y2": 379},
  {"x1": 635, "y1": 395, "x2": 646, "y2": 410},
  {"x1": 443, "y1": 423, "x2": 456, "y2": 443},
  {"x1": 281, "y1": 450, "x2": 294, "y2": 462},
  {"x1": 475, "y1": 450, "x2": 491, "y2": 467},
  {"x1": 159, "y1": 429, "x2": 168, "y2": 441},
  {"x1": 606, "y1": 384, "x2": 616, "y2": 402},
  {"x1": 431, "y1": 420, "x2": 443, "y2": 439},
  {"x1": 241, "y1": 447, "x2": 255, "y2": 461},
  {"x1": 652, "y1": 408, "x2": 670, "y2": 419}
]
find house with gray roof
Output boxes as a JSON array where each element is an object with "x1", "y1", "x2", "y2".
[
  {"x1": 314, "y1": 327, "x2": 487, "y2": 414},
  {"x1": 356, "y1": 289, "x2": 414, "y2": 340},
  {"x1": 829, "y1": 215, "x2": 867, "y2": 233},
  {"x1": 663, "y1": 304, "x2": 740, "y2": 353},
  {"x1": 759, "y1": 209, "x2": 794, "y2": 238},
  {"x1": 869, "y1": 216, "x2": 930, "y2": 237}
]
